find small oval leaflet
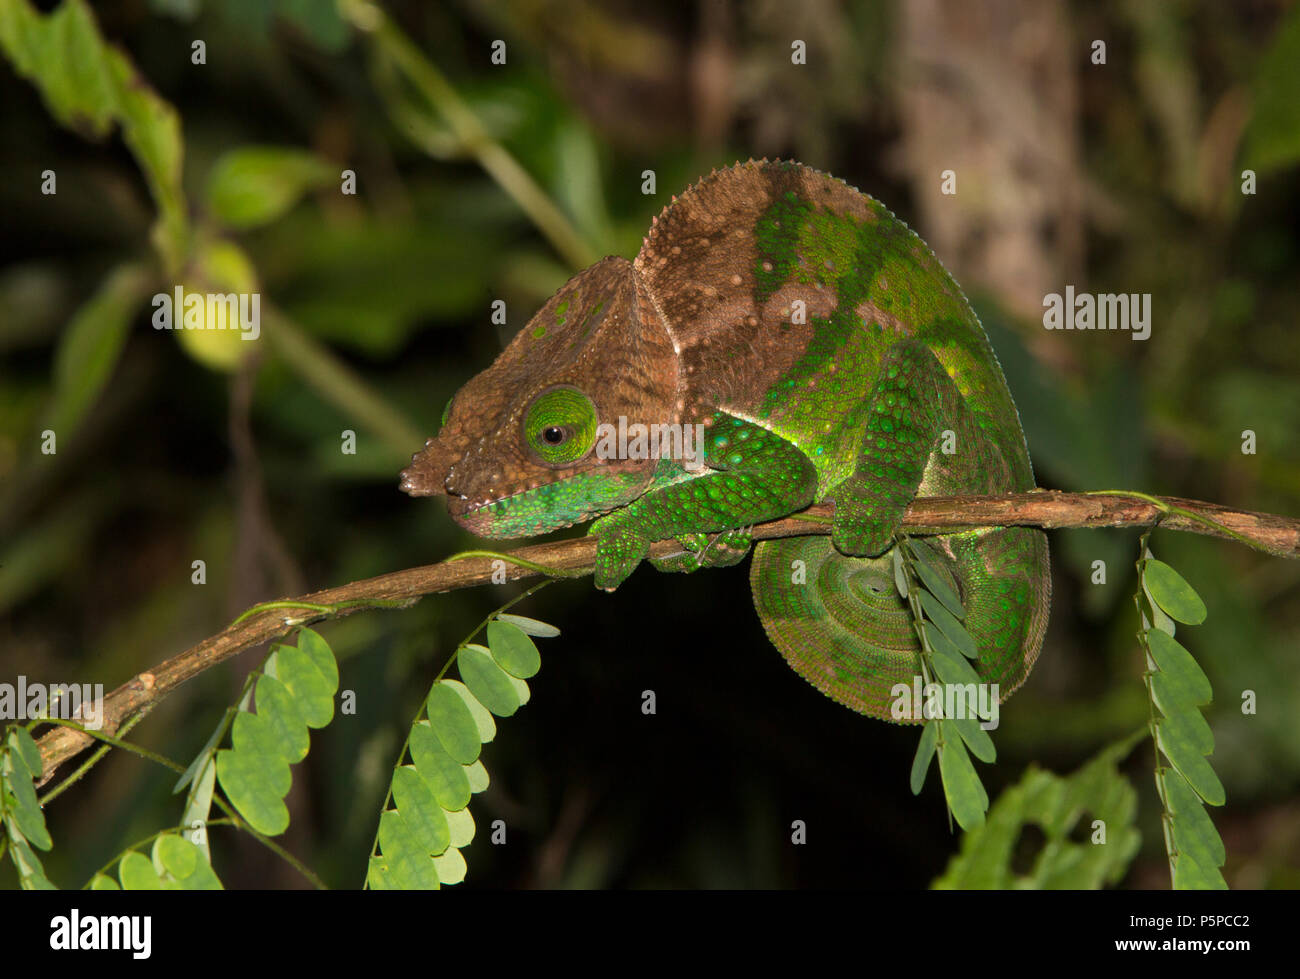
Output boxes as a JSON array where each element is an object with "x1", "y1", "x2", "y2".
[
  {"x1": 928, "y1": 641, "x2": 982, "y2": 690},
  {"x1": 215, "y1": 748, "x2": 290, "y2": 836},
  {"x1": 433, "y1": 847, "x2": 467, "y2": 885},
  {"x1": 1147, "y1": 629, "x2": 1212, "y2": 705},
  {"x1": 951, "y1": 716, "x2": 996, "y2": 763},
  {"x1": 487, "y1": 620, "x2": 541, "y2": 678},
  {"x1": 426, "y1": 682, "x2": 482, "y2": 764},
  {"x1": 119, "y1": 851, "x2": 163, "y2": 890},
  {"x1": 909, "y1": 720, "x2": 938, "y2": 795},
  {"x1": 392, "y1": 765, "x2": 451, "y2": 856},
  {"x1": 936, "y1": 730, "x2": 987, "y2": 831},
  {"x1": 154, "y1": 833, "x2": 198, "y2": 879},
  {"x1": 444, "y1": 679, "x2": 497, "y2": 743},
  {"x1": 906, "y1": 539, "x2": 965, "y2": 619},
  {"x1": 378, "y1": 810, "x2": 441, "y2": 890},
  {"x1": 918, "y1": 590, "x2": 977, "y2": 659},
  {"x1": 409, "y1": 722, "x2": 472, "y2": 810},
  {"x1": 1162, "y1": 772, "x2": 1227, "y2": 864},
  {"x1": 445, "y1": 806, "x2": 476, "y2": 849},
  {"x1": 1155, "y1": 724, "x2": 1225, "y2": 806},
  {"x1": 458, "y1": 644, "x2": 522, "y2": 717},
  {"x1": 254, "y1": 672, "x2": 309, "y2": 763},
  {"x1": 1143, "y1": 559, "x2": 1207, "y2": 625},
  {"x1": 496, "y1": 612, "x2": 560, "y2": 638}
]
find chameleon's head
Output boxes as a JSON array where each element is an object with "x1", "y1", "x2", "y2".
[{"x1": 400, "y1": 257, "x2": 680, "y2": 539}]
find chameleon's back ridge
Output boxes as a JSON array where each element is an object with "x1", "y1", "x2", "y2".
[{"x1": 404, "y1": 159, "x2": 1051, "y2": 723}]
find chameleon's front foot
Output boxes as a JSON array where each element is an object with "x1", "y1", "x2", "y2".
[{"x1": 590, "y1": 516, "x2": 651, "y2": 591}]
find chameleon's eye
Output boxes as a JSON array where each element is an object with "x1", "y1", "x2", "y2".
[{"x1": 523, "y1": 386, "x2": 598, "y2": 466}]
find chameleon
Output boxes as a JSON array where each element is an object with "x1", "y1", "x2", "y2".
[{"x1": 400, "y1": 160, "x2": 1050, "y2": 720}]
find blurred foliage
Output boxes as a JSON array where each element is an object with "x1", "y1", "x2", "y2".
[{"x1": 1, "y1": 0, "x2": 1298, "y2": 889}]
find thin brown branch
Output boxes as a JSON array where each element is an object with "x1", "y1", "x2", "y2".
[{"x1": 33, "y1": 490, "x2": 1298, "y2": 785}]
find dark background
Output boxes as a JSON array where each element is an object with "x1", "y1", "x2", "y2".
[{"x1": 1, "y1": 0, "x2": 1298, "y2": 889}]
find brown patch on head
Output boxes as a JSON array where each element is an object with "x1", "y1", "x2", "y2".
[{"x1": 400, "y1": 257, "x2": 678, "y2": 517}]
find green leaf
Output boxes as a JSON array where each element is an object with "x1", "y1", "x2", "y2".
[
  {"x1": 179, "y1": 755, "x2": 216, "y2": 862},
  {"x1": 408, "y1": 722, "x2": 471, "y2": 810},
  {"x1": 0, "y1": 0, "x2": 189, "y2": 270},
  {"x1": 276, "y1": 640, "x2": 336, "y2": 729},
  {"x1": 89, "y1": 873, "x2": 120, "y2": 890},
  {"x1": 1163, "y1": 771, "x2": 1226, "y2": 864},
  {"x1": 464, "y1": 760, "x2": 490, "y2": 794},
  {"x1": 119, "y1": 850, "x2": 162, "y2": 890},
  {"x1": 919, "y1": 590, "x2": 978, "y2": 659},
  {"x1": 1156, "y1": 706, "x2": 1214, "y2": 756},
  {"x1": 1142, "y1": 560, "x2": 1207, "y2": 625},
  {"x1": 378, "y1": 810, "x2": 440, "y2": 890},
  {"x1": 937, "y1": 734, "x2": 986, "y2": 832},
  {"x1": 4, "y1": 787, "x2": 52, "y2": 852},
  {"x1": 1142, "y1": 579, "x2": 1177, "y2": 637},
  {"x1": 1146, "y1": 629, "x2": 1212, "y2": 705},
  {"x1": 215, "y1": 748, "x2": 290, "y2": 836},
  {"x1": 487, "y1": 620, "x2": 541, "y2": 678},
  {"x1": 891, "y1": 546, "x2": 908, "y2": 599},
  {"x1": 366, "y1": 857, "x2": 397, "y2": 890},
  {"x1": 173, "y1": 717, "x2": 228, "y2": 793},
  {"x1": 432, "y1": 847, "x2": 467, "y2": 886},
  {"x1": 927, "y1": 641, "x2": 983, "y2": 690},
  {"x1": 934, "y1": 733, "x2": 1144, "y2": 889},
  {"x1": 253, "y1": 673, "x2": 310, "y2": 764},
  {"x1": 1155, "y1": 725, "x2": 1226, "y2": 806},
  {"x1": 10, "y1": 725, "x2": 43, "y2": 775},
  {"x1": 443, "y1": 679, "x2": 496, "y2": 744},
  {"x1": 906, "y1": 539, "x2": 964, "y2": 619},
  {"x1": 229, "y1": 713, "x2": 293, "y2": 794},
  {"x1": 205, "y1": 146, "x2": 333, "y2": 229},
  {"x1": 425, "y1": 683, "x2": 482, "y2": 765},
  {"x1": 391, "y1": 765, "x2": 450, "y2": 856},
  {"x1": 153, "y1": 833, "x2": 197, "y2": 879},
  {"x1": 444, "y1": 806, "x2": 476, "y2": 849},
  {"x1": 951, "y1": 716, "x2": 997, "y2": 763},
  {"x1": 458, "y1": 644, "x2": 522, "y2": 717},
  {"x1": 496, "y1": 613, "x2": 560, "y2": 638},
  {"x1": 46, "y1": 264, "x2": 149, "y2": 439},
  {"x1": 8, "y1": 835, "x2": 56, "y2": 889},
  {"x1": 909, "y1": 721, "x2": 938, "y2": 795},
  {"x1": 1172, "y1": 854, "x2": 1228, "y2": 890}
]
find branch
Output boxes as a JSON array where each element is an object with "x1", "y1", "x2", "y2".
[{"x1": 33, "y1": 490, "x2": 1298, "y2": 784}]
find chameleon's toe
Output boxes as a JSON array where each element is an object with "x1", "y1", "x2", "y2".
[
  {"x1": 704, "y1": 528, "x2": 752, "y2": 567},
  {"x1": 651, "y1": 528, "x2": 752, "y2": 573}
]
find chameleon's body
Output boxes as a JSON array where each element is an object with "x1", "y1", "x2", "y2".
[{"x1": 402, "y1": 161, "x2": 1050, "y2": 719}]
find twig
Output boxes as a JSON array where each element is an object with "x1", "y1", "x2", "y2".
[{"x1": 32, "y1": 490, "x2": 1299, "y2": 784}]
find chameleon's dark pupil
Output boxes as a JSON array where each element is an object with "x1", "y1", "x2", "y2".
[{"x1": 543, "y1": 427, "x2": 565, "y2": 445}]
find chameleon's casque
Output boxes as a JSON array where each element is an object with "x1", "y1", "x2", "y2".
[{"x1": 402, "y1": 160, "x2": 1050, "y2": 720}]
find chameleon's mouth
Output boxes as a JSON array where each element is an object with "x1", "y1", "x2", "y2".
[{"x1": 447, "y1": 488, "x2": 585, "y2": 540}]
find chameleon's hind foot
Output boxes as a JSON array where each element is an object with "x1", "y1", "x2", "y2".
[
  {"x1": 830, "y1": 476, "x2": 904, "y2": 558},
  {"x1": 651, "y1": 528, "x2": 753, "y2": 573}
]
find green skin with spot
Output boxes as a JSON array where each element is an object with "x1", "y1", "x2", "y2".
[{"x1": 401, "y1": 160, "x2": 1050, "y2": 720}]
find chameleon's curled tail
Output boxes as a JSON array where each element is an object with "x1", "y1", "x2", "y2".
[{"x1": 750, "y1": 528, "x2": 1050, "y2": 720}]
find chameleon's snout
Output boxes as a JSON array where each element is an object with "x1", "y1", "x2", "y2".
[{"x1": 398, "y1": 437, "x2": 448, "y2": 498}]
